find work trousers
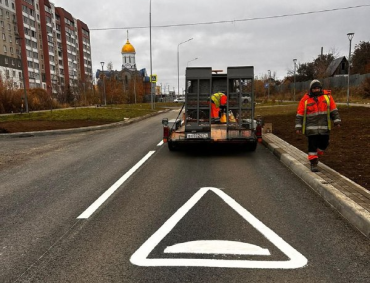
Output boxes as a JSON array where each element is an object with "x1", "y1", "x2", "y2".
[{"x1": 307, "y1": 134, "x2": 330, "y2": 161}]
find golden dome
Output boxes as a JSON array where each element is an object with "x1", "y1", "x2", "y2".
[{"x1": 121, "y1": 39, "x2": 136, "y2": 53}]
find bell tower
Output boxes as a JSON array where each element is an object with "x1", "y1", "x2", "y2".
[{"x1": 121, "y1": 31, "x2": 136, "y2": 70}]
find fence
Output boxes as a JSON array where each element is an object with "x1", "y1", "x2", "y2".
[{"x1": 275, "y1": 73, "x2": 370, "y2": 93}]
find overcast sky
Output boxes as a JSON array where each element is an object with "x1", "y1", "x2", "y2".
[{"x1": 51, "y1": 0, "x2": 369, "y2": 93}]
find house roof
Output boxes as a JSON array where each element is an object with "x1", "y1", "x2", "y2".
[{"x1": 326, "y1": 56, "x2": 347, "y2": 76}]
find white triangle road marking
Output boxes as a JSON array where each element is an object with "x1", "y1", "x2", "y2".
[{"x1": 130, "y1": 187, "x2": 308, "y2": 269}]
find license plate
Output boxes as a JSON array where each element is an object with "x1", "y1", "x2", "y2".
[{"x1": 186, "y1": 133, "x2": 210, "y2": 139}]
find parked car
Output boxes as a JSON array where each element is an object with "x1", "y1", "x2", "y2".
[{"x1": 174, "y1": 97, "x2": 185, "y2": 103}]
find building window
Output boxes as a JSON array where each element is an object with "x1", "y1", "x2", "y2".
[
  {"x1": 3, "y1": 45, "x2": 7, "y2": 53},
  {"x1": 2, "y1": 33, "x2": 5, "y2": 41}
]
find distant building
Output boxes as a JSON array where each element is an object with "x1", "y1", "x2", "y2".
[
  {"x1": 326, "y1": 56, "x2": 348, "y2": 77},
  {"x1": 0, "y1": 0, "x2": 92, "y2": 95}
]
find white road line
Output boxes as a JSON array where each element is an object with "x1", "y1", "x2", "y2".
[
  {"x1": 157, "y1": 140, "x2": 164, "y2": 146},
  {"x1": 77, "y1": 151, "x2": 155, "y2": 219}
]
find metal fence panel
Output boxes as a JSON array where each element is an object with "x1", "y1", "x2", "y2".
[{"x1": 281, "y1": 72, "x2": 370, "y2": 93}]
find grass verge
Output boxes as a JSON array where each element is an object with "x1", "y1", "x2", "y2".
[{"x1": 0, "y1": 103, "x2": 178, "y2": 123}]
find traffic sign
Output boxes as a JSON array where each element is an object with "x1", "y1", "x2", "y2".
[
  {"x1": 130, "y1": 187, "x2": 308, "y2": 269},
  {"x1": 150, "y1": 74, "x2": 157, "y2": 83}
]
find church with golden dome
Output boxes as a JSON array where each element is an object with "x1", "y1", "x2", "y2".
[{"x1": 96, "y1": 32, "x2": 152, "y2": 103}]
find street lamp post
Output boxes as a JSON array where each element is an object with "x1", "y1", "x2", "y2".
[
  {"x1": 100, "y1": 61, "x2": 106, "y2": 106},
  {"x1": 50, "y1": 78, "x2": 57, "y2": 112},
  {"x1": 187, "y1": 57, "x2": 198, "y2": 67},
  {"x1": 15, "y1": 34, "x2": 29, "y2": 113},
  {"x1": 347, "y1": 32, "x2": 354, "y2": 107},
  {"x1": 267, "y1": 70, "x2": 271, "y2": 100},
  {"x1": 70, "y1": 74, "x2": 77, "y2": 108},
  {"x1": 133, "y1": 71, "x2": 137, "y2": 104},
  {"x1": 149, "y1": 0, "x2": 154, "y2": 109},
  {"x1": 83, "y1": 82, "x2": 86, "y2": 105},
  {"x1": 19, "y1": 56, "x2": 29, "y2": 113},
  {"x1": 293, "y1": 59, "x2": 297, "y2": 101},
  {"x1": 177, "y1": 38, "x2": 193, "y2": 98}
]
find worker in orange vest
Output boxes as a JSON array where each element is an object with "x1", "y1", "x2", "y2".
[
  {"x1": 211, "y1": 92, "x2": 227, "y2": 120},
  {"x1": 295, "y1": 80, "x2": 341, "y2": 172}
]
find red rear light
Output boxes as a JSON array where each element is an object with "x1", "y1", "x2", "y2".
[
  {"x1": 163, "y1": 126, "x2": 169, "y2": 143},
  {"x1": 256, "y1": 124, "x2": 262, "y2": 137},
  {"x1": 256, "y1": 124, "x2": 262, "y2": 142}
]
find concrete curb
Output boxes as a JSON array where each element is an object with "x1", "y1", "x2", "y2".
[
  {"x1": 262, "y1": 136, "x2": 370, "y2": 238},
  {"x1": 0, "y1": 109, "x2": 171, "y2": 139}
]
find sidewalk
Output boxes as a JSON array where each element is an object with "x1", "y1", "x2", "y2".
[{"x1": 262, "y1": 133, "x2": 370, "y2": 239}]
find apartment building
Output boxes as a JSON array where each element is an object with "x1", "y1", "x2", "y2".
[
  {"x1": 0, "y1": 0, "x2": 22, "y2": 88},
  {"x1": 0, "y1": 0, "x2": 92, "y2": 96}
]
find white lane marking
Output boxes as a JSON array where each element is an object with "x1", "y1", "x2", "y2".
[
  {"x1": 130, "y1": 187, "x2": 308, "y2": 269},
  {"x1": 77, "y1": 151, "x2": 155, "y2": 219},
  {"x1": 157, "y1": 140, "x2": 164, "y2": 146},
  {"x1": 164, "y1": 240, "x2": 270, "y2": 255}
]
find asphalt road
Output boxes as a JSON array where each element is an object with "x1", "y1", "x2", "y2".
[{"x1": 1, "y1": 110, "x2": 369, "y2": 283}]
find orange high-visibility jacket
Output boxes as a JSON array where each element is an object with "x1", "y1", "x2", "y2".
[
  {"x1": 211, "y1": 93, "x2": 227, "y2": 118},
  {"x1": 295, "y1": 90, "x2": 341, "y2": 136}
]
